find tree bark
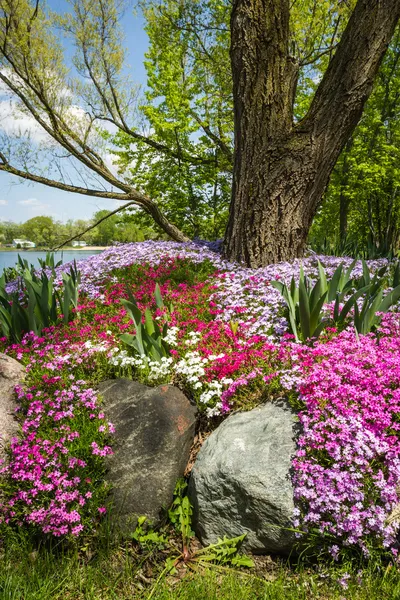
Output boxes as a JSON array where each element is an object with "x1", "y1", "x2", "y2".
[{"x1": 224, "y1": 0, "x2": 400, "y2": 267}]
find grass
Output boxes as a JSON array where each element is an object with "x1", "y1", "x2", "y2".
[{"x1": 2, "y1": 538, "x2": 400, "y2": 600}]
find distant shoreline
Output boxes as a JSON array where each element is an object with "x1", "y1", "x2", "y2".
[{"x1": 0, "y1": 246, "x2": 108, "y2": 252}]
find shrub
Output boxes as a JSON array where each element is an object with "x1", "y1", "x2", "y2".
[{"x1": 0, "y1": 262, "x2": 81, "y2": 342}]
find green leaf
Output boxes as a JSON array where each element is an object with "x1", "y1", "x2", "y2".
[
  {"x1": 362, "y1": 260, "x2": 371, "y2": 286},
  {"x1": 310, "y1": 290, "x2": 327, "y2": 335},
  {"x1": 354, "y1": 302, "x2": 361, "y2": 333},
  {"x1": 290, "y1": 276, "x2": 298, "y2": 304},
  {"x1": 120, "y1": 333, "x2": 136, "y2": 346},
  {"x1": 298, "y1": 275, "x2": 311, "y2": 340},
  {"x1": 270, "y1": 280, "x2": 284, "y2": 294},
  {"x1": 361, "y1": 289, "x2": 383, "y2": 333},
  {"x1": 231, "y1": 554, "x2": 255, "y2": 568},
  {"x1": 121, "y1": 298, "x2": 142, "y2": 326},
  {"x1": 327, "y1": 264, "x2": 343, "y2": 302},
  {"x1": 144, "y1": 308, "x2": 156, "y2": 335},
  {"x1": 154, "y1": 283, "x2": 164, "y2": 310},
  {"x1": 312, "y1": 320, "x2": 329, "y2": 339},
  {"x1": 134, "y1": 322, "x2": 146, "y2": 356},
  {"x1": 317, "y1": 260, "x2": 328, "y2": 295},
  {"x1": 342, "y1": 260, "x2": 357, "y2": 289},
  {"x1": 393, "y1": 261, "x2": 400, "y2": 288},
  {"x1": 337, "y1": 286, "x2": 371, "y2": 323},
  {"x1": 309, "y1": 277, "x2": 322, "y2": 313},
  {"x1": 379, "y1": 284, "x2": 400, "y2": 312}
]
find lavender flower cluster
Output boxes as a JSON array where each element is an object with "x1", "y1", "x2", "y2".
[
  {"x1": 284, "y1": 316, "x2": 400, "y2": 557},
  {"x1": 57, "y1": 241, "x2": 389, "y2": 340}
]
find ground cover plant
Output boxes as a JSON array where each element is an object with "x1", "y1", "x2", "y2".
[{"x1": 2, "y1": 241, "x2": 400, "y2": 596}]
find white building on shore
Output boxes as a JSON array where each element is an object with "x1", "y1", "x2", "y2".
[{"x1": 12, "y1": 239, "x2": 36, "y2": 248}]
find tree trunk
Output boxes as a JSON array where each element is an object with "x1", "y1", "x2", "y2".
[
  {"x1": 224, "y1": 0, "x2": 400, "y2": 267},
  {"x1": 223, "y1": 139, "x2": 319, "y2": 264}
]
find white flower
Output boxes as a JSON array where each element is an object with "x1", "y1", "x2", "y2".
[
  {"x1": 163, "y1": 326, "x2": 180, "y2": 346},
  {"x1": 206, "y1": 403, "x2": 223, "y2": 418}
]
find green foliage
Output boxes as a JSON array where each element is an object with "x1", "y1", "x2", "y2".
[
  {"x1": 146, "y1": 478, "x2": 254, "y2": 599},
  {"x1": 116, "y1": 0, "x2": 232, "y2": 240},
  {"x1": 272, "y1": 261, "x2": 400, "y2": 342},
  {"x1": 120, "y1": 283, "x2": 170, "y2": 362},
  {"x1": 0, "y1": 275, "x2": 37, "y2": 343},
  {"x1": 311, "y1": 28, "x2": 400, "y2": 257},
  {"x1": 0, "y1": 211, "x2": 155, "y2": 251},
  {"x1": 271, "y1": 261, "x2": 356, "y2": 342},
  {"x1": 5, "y1": 533, "x2": 400, "y2": 600},
  {"x1": 271, "y1": 267, "x2": 328, "y2": 342},
  {"x1": 162, "y1": 258, "x2": 217, "y2": 287},
  {"x1": 168, "y1": 479, "x2": 253, "y2": 569},
  {"x1": 0, "y1": 263, "x2": 81, "y2": 342},
  {"x1": 2, "y1": 266, "x2": 18, "y2": 283},
  {"x1": 37, "y1": 252, "x2": 63, "y2": 271},
  {"x1": 168, "y1": 479, "x2": 194, "y2": 549},
  {"x1": 318, "y1": 260, "x2": 356, "y2": 302},
  {"x1": 193, "y1": 536, "x2": 255, "y2": 569},
  {"x1": 21, "y1": 216, "x2": 58, "y2": 248},
  {"x1": 350, "y1": 264, "x2": 400, "y2": 334},
  {"x1": 0, "y1": 0, "x2": 393, "y2": 246},
  {"x1": 60, "y1": 261, "x2": 81, "y2": 323},
  {"x1": 127, "y1": 478, "x2": 255, "y2": 600},
  {"x1": 131, "y1": 516, "x2": 169, "y2": 550},
  {"x1": 111, "y1": 0, "x2": 355, "y2": 240},
  {"x1": 11, "y1": 252, "x2": 63, "y2": 279},
  {"x1": 291, "y1": 0, "x2": 355, "y2": 120}
]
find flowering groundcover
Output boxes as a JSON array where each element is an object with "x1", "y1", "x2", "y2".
[{"x1": 1, "y1": 241, "x2": 400, "y2": 561}]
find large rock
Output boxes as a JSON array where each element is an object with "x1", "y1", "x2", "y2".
[
  {"x1": 188, "y1": 401, "x2": 298, "y2": 555},
  {"x1": 98, "y1": 379, "x2": 196, "y2": 532},
  {"x1": 0, "y1": 354, "x2": 24, "y2": 458}
]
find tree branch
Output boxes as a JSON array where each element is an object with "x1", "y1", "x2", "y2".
[
  {"x1": 0, "y1": 155, "x2": 137, "y2": 200},
  {"x1": 300, "y1": 0, "x2": 400, "y2": 152},
  {"x1": 72, "y1": 3, "x2": 215, "y2": 168},
  {"x1": 0, "y1": 155, "x2": 189, "y2": 242},
  {"x1": 190, "y1": 110, "x2": 233, "y2": 163},
  {"x1": 52, "y1": 201, "x2": 136, "y2": 250}
]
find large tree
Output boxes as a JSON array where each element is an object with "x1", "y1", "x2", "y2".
[
  {"x1": 0, "y1": 0, "x2": 399, "y2": 266},
  {"x1": 224, "y1": 0, "x2": 400, "y2": 266}
]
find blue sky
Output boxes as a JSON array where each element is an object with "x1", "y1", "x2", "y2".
[{"x1": 0, "y1": 0, "x2": 149, "y2": 224}]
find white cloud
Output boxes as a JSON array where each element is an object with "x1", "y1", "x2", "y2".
[
  {"x1": 18, "y1": 197, "x2": 50, "y2": 212},
  {"x1": 19, "y1": 198, "x2": 40, "y2": 206},
  {"x1": 0, "y1": 199, "x2": 7, "y2": 205},
  {"x1": 0, "y1": 99, "x2": 51, "y2": 144}
]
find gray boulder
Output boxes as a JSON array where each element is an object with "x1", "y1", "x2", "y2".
[
  {"x1": 188, "y1": 401, "x2": 298, "y2": 555},
  {"x1": 98, "y1": 379, "x2": 196, "y2": 532},
  {"x1": 0, "y1": 353, "x2": 24, "y2": 458}
]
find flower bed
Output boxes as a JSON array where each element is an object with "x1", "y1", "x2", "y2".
[{"x1": 1, "y1": 241, "x2": 400, "y2": 559}]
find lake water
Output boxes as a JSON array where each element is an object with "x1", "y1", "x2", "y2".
[{"x1": 0, "y1": 250, "x2": 104, "y2": 272}]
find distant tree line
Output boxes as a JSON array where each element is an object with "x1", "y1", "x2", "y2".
[{"x1": 0, "y1": 211, "x2": 158, "y2": 248}]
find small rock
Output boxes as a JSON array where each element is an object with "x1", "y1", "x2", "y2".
[
  {"x1": 188, "y1": 401, "x2": 298, "y2": 555},
  {"x1": 98, "y1": 379, "x2": 197, "y2": 533},
  {"x1": 0, "y1": 353, "x2": 24, "y2": 458}
]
